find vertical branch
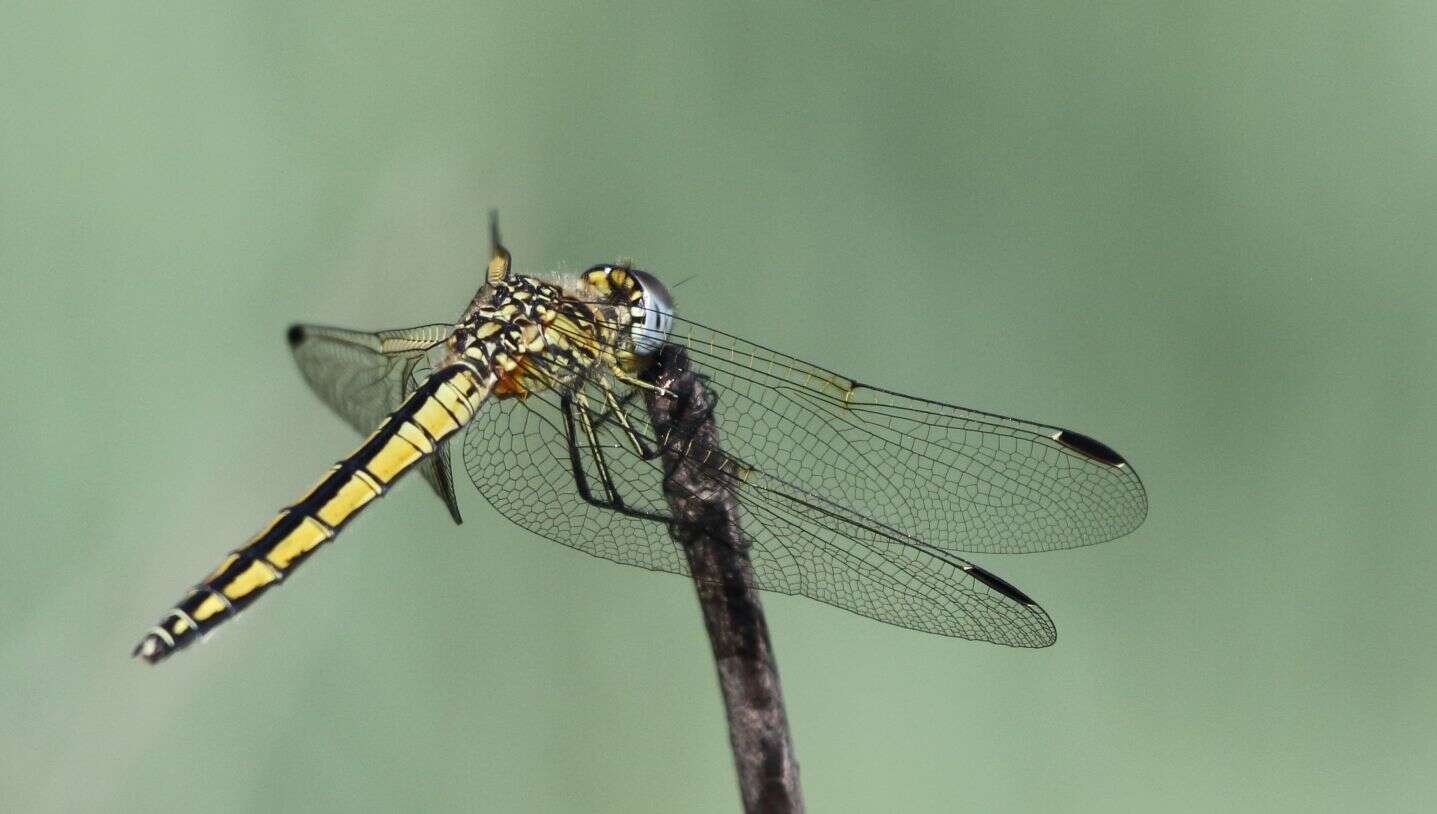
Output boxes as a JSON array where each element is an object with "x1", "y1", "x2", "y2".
[{"x1": 644, "y1": 346, "x2": 804, "y2": 814}]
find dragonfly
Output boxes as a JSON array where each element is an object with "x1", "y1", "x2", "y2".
[{"x1": 134, "y1": 219, "x2": 1147, "y2": 663}]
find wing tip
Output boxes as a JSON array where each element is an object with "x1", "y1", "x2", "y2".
[
  {"x1": 959, "y1": 561, "x2": 1058, "y2": 647},
  {"x1": 1050, "y1": 427, "x2": 1150, "y2": 544},
  {"x1": 1020, "y1": 607, "x2": 1058, "y2": 649},
  {"x1": 286, "y1": 324, "x2": 307, "y2": 348}
]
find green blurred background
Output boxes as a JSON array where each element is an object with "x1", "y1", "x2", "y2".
[{"x1": 3, "y1": 2, "x2": 1434, "y2": 812}]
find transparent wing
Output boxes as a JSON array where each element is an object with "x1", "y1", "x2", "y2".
[
  {"x1": 461, "y1": 381, "x2": 687, "y2": 577},
  {"x1": 536, "y1": 307, "x2": 1147, "y2": 555},
  {"x1": 461, "y1": 371, "x2": 1055, "y2": 646},
  {"x1": 656, "y1": 314, "x2": 1148, "y2": 554},
  {"x1": 287, "y1": 322, "x2": 464, "y2": 524}
]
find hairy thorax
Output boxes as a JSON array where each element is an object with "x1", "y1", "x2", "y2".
[{"x1": 443, "y1": 267, "x2": 650, "y2": 399}]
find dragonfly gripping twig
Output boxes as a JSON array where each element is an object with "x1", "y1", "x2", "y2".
[{"x1": 644, "y1": 345, "x2": 804, "y2": 814}]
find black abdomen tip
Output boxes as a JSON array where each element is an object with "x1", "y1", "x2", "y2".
[
  {"x1": 132, "y1": 633, "x2": 172, "y2": 665},
  {"x1": 286, "y1": 325, "x2": 306, "y2": 348},
  {"x1": 1054, "y1": 430, "x2": 1127, "y2": 467}
]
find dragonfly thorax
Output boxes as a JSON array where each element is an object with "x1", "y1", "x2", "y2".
[{"x1": 450, "y1": 275, "x2": 563, "y2": 352}]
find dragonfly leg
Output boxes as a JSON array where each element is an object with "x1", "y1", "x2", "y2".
[
  {"x1": 561, "y1": 393, "x2": 672, "y2": 522},
  {"x1": 598, "y1": 380, "x2": 662, "y2": 461},
  {"x1": 612, "y1": 365, "x2": 674, "y2": 399},
  {"x1": 570, "y1": 391, "x2": 624, "y2": 508}
]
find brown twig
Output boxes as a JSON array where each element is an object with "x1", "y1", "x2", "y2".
[{"x1": 644, "y1": 346, "x2": 804, "y2": 814}]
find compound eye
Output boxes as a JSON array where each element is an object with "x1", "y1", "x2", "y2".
[{"x1": 628, "y1": 270, "x2": 675, "y2": 356}]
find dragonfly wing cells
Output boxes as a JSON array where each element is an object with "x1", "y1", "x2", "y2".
[
  {"x1": 287, "y1": 322, "x2": 464, "y2": 524},
  {"x1": 464, "y1": 309, "x2": 1146, "y2": 647}
]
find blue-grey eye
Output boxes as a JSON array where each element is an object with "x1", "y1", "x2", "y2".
[{"x1": 628, "y1": 270, "x2": 674, "y2": 356}]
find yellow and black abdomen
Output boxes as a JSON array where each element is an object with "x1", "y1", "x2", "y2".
[{"x1": 134, "y1": 363, "x2": 490, "y2": 664}]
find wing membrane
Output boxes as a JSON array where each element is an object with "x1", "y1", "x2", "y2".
[
  {"x1": 655, "y1": 313, "x2": 1147, "y2": 554},
  {"x1": 463, "y1": 300, "x2": 1142, "y2": 645},
  {"x1": 288, "y1": 323, "x2": 464, "y2": 524},
  {"x1": 463, "y1": 381, "x2": 689, "y2": 577},
  {"x1": 461, "y1": 366, "x2": 1055, "y2": 646}
]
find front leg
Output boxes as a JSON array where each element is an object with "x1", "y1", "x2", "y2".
[{"x1": 562, "y1": 391, "x2": 677, "y2": 524}]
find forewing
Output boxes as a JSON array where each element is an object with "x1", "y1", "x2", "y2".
[
  {"x1": 287, "y1": 323, "x2": 464, "y2": 524},
  {"x1": 660, "y1": 315, "x2": 1148, "y2": 554}
]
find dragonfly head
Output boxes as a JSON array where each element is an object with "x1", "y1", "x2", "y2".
[{"x1": 627, "y1": 269, "x2": 675, "y2": 357}]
